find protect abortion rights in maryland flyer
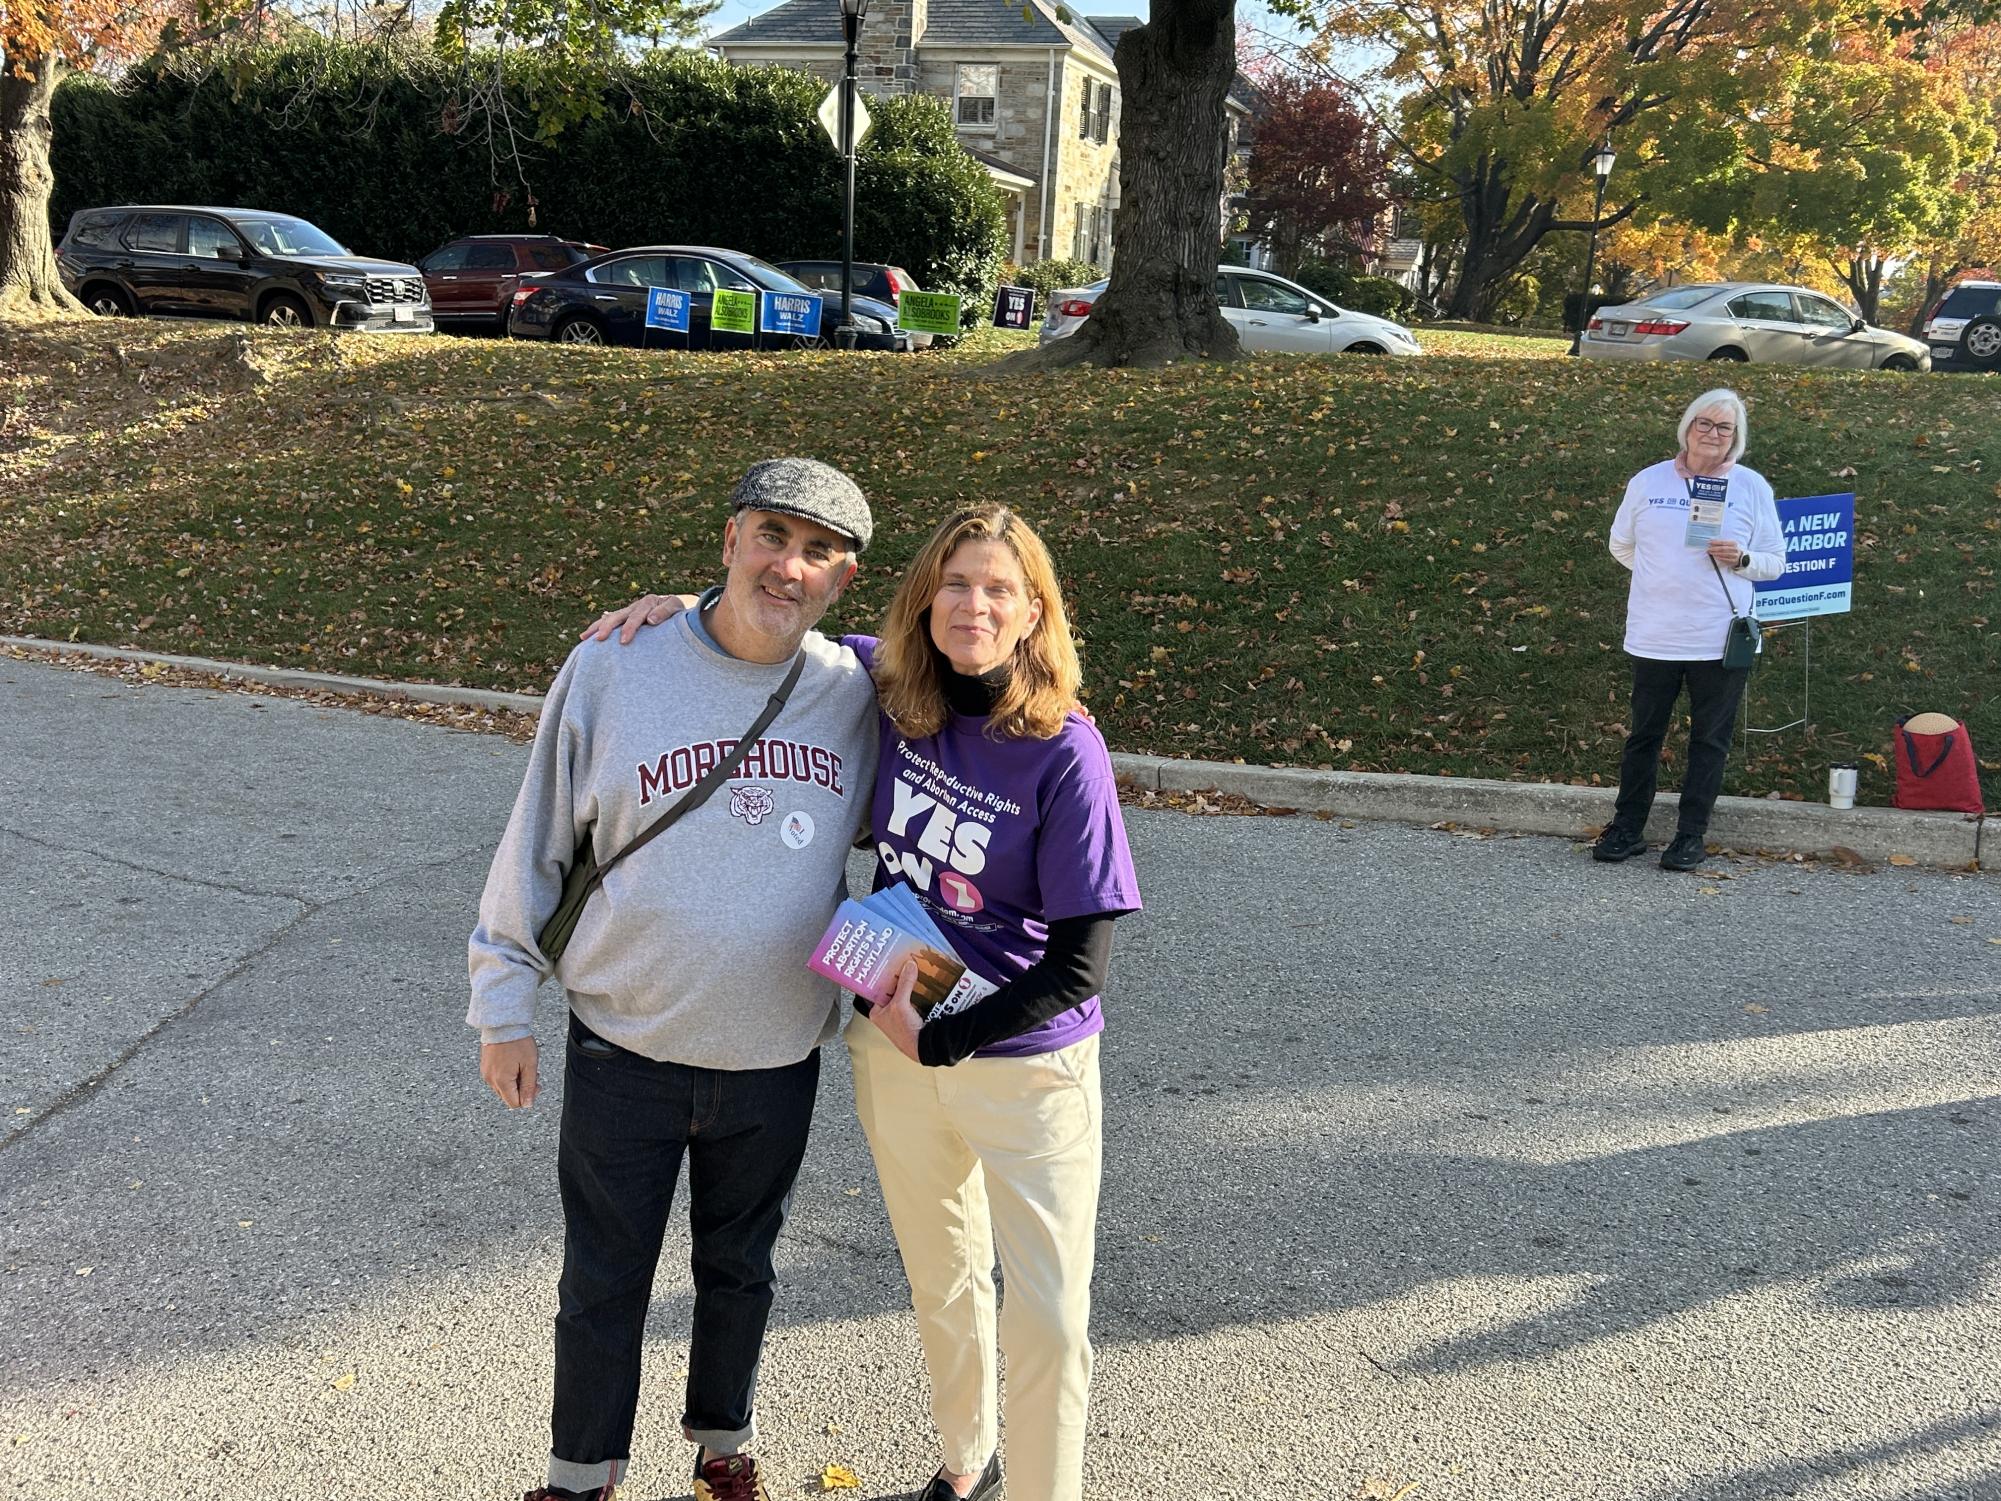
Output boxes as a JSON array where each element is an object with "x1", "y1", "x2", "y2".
[{"x1": 807, "y1": 883, "x2": 997, "y2": 1022}]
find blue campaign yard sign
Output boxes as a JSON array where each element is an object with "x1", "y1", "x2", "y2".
[
  {"x1": 646, "y1": 287, "x2": 691, "y2": 333},
  {"x1": 1754, "y1": 492, "x2": 1855, "y2": 622},
  {"x1": 759, "y1": 290, "x2": 824, "y2": 338}
]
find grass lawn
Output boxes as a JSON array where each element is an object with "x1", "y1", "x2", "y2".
[{"x1": 2, "y1": 318, "x2": 1995, "y2": 808}]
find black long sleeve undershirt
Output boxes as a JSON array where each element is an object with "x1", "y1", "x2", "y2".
[{"x1": 914, "y1": 913, "x2": 1116, "y2": 1067}]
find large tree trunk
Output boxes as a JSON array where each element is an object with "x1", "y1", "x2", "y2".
[
  {"x1": 0, "y1": 53, "x2": 86, "y2": 322},
  {"x1": 1009, "y1": 0, "x2": 1239, "y2": 369}
]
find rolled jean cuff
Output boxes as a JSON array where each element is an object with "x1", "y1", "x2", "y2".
[
  {"x1": 683, "y1": 1416, "x2": 757, "y2": 1452},
  {"x1": 549, "y1": 1453, "x2": 626, "y2": 1493}
]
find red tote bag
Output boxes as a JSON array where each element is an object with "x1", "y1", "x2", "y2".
[{"x1": 1893, "y1": 712, "x2": 1985, "y2": 814}]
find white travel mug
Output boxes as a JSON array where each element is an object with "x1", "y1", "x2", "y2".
[{"x1": 1828, "y1": 764, "x2": 1858, "y2": 810}]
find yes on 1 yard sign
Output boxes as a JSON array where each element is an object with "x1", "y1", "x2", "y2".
[
  {"x1": 1753, "y1": 492, "x2": 1854, "y2": 622},
  {"x1": 992, "y1": 285, "x2": 1035, "y2": 329}
]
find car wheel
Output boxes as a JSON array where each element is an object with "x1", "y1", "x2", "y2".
[
  {"x1": 261, "y1": 295, "x2": 313, "y2": 329},
  {"x1": 82, "y1": 285, "x2": 133, "y2": 318},
  {"x1": 555, "y1": 315, "x2": 606, "y2": 346},
  {"x1": 1958, "y1": 315, "x2": 2001, "y2": 369},
  {"x1": 1707, "y1": 347, "x2": 1749, "y2": 362},
  {"x1": 1880, "y1": 354, "x2": 1919, "y2": 372},
  {"x1": 1346, "y1": 342, "x2": 1386, "y2": 355}
]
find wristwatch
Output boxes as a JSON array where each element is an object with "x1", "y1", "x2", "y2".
[{"x1": 1734, "y1": 552, "x2": 1752, "y2": 571}]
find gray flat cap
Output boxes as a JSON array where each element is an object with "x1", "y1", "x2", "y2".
[{"x1": 728, "y1": 457, "x2": 873, "y2": 552}]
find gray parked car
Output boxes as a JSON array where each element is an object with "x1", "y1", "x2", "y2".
[{"x1": 1579, "y1": 282, "x2": 1929, "y2": 371}]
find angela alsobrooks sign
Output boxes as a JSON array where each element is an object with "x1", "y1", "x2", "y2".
[{"x1": 1754, "y1": 492, "x2": 1854, "y2": 622}]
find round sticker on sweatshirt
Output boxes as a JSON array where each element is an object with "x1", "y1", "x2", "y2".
[{"x1": 781, "y1": 810, "x2": 815, "y2": 849}]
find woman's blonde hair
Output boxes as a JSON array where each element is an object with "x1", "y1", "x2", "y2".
[{"x1": 874, "y1": 505, "x2": 1082, "y2": 742}]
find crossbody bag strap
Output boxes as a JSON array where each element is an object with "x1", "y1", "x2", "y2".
[
  {"x1": 583, "y1": 649, "x2": 807, "y2": 894},
  {"x1": 1708, "y1": 554, "x2": 1744, "y2": 619}
]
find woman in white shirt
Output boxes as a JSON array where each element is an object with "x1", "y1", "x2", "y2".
[{"x1": 1595, "y1": 388, "x2": 1786, "y2": 871}]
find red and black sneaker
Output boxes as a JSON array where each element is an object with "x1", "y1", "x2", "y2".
[
  {"x1": 694, "y1": 1452, "x2": 772, "y2": 1501},
  {"x1": 522, "y1": 1487, "x2": 615, "y2": 1501}
]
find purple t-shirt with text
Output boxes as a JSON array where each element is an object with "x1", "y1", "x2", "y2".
[{"x1": 848, "y1": 637, "x2": 1141, "y2": 1057}]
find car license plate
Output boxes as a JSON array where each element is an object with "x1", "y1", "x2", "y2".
[
  {"x1": 392, "y1": 305, "x2": 415, "y2": 322},
  {"x1": 1608, "y1": 320, "x2": 1630, "y2": 336},
  {"x1": 1932, "y1": 345, "x2": 1955, "y2": 356}
]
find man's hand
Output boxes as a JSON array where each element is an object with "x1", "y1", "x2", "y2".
[
  {"x1": 1706, "y1": 539, "x2": 1744, "y2": 567},
  {"x1": 580, "y1": 594, "x2": 694, "y2": 645},
  {"x1": 481, "y1": 1037, "x2": 540, "y2": 1109},
  {"x1": 868, "y1": 962, "x2": 925, "y2": 1064}
]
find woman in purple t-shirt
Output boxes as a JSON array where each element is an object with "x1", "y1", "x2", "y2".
[
  {"x1": 589, "y1": 506, "x2": 1140, "y2": 1501},
  {"x1": 844, "y1": 504, "x2": 1141, "y2": 1501}
]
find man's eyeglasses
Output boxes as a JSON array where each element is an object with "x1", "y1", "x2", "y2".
[{"x1": 1691, "y1": 418, "x2": 1736, "y2": 436}]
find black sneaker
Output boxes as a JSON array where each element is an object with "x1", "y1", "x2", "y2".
[
  {"x1": 1591, "y1": 825, "x2": 1647, "y2": 862},
  {"x1": 522, "y1": 1486, "x2": 614, "y2": 1501},
  {"x1": 920, "y1": 1451, "x2": 1003, "y2": 1501},
  {"x1": 1660, "y1": 832, "x2": 1709, "y2": 871}
]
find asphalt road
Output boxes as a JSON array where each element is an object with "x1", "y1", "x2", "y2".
[{"x1": 2, "y1": 656, "x2": 1998, "y2": 1501}]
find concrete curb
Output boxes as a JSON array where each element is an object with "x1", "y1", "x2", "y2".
[
  {"x1": 5, "y1": 634, "x2": 1984, "y2": 871},
  {"x1": 0, "y1": 636, "x2": 544, "y2": 714},
  {"x1": 1112, "y1": 754, "x2": 1985, "y2": 871}
]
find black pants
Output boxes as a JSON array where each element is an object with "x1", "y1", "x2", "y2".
[
  {"x1": 1612, "y1": 655, "x2": 1750, "y2": 838},
  {"x1": 547, "y1": 1014, "x2": 820, "y2": 1492}
]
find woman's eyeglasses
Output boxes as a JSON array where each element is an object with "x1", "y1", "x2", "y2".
[{"x1": 1691, "y1": 418, "x2": 1736, "y2": 436}]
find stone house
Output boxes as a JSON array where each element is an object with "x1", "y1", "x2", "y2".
[{"x1": 711, "y1": 0, "x2": 1249, "y2": 268}]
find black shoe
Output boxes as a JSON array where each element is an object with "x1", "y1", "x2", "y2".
[
  {"x1": 1591, "y1": 825, "x2": 1647, "y2": 862},
  {"x1": 920, "y1": 1452, "x2": 1002, "y2": 1501},
  {"x1": 1660, "y1": 832, "x2": 1709, "y2": 871}
]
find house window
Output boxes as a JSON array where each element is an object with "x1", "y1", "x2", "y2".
[
  {"x1": 956, "y1": 64, "x2": 997, "y2": 127},
  {"x1": 1073, "y1": 201, "x2": 1092, "y2": 263},
  {"x1": 1094, "y1": 85, "x2": 1113, "y2": 144},
  {"x1": 1079, "y1": 80, "x2": 1094, "y2": 139}
]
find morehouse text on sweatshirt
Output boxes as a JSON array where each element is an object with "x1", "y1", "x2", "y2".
[
  {"x1": 468, "y1": 613, "x2": 879, "y2": 1070},
  {"x1": 1609, "y1": 459, "x2": 1786, "y2": 661}
]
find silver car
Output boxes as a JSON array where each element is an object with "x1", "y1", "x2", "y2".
[
  {"x1": 1039, "y1": 267, "x2": 1422, "y2": 356},
  {"x1": 1579, "y1": 282, "x2": 1930, "y2": 371}
]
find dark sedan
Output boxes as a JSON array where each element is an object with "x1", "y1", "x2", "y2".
[{"x1": 506, "y1": 245, "x2": 911, "y2": 351}]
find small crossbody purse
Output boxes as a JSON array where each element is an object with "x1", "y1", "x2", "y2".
[
  {"x1": 1708, "y1": 554, "x2": 1763, "y2": 670},
  {"x1": 535, "y1": 650, "x2": 806, "y2": 964}
]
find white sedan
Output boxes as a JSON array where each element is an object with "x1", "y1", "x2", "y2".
[{"x1": 1039, "y1": 267, "x2": 1422, "y2": 356}]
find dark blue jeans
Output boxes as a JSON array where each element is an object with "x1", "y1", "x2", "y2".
[
  {"x1": 547, "y1": 1013, "x2": 819, "y2": 1491},
  {"x1": 1613, "y1": 655, "x2": 1750, "y2": 838}
]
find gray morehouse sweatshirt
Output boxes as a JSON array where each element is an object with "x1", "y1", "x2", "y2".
[{"x1": 468, "y1": 613, "x2": 879, "y2": 1069}]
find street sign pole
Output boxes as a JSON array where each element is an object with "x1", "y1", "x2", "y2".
[{"x1": 837, "y1": 1, "x2": 864, "y2": 350}]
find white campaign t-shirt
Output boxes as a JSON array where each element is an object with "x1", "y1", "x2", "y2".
[{"x1": 1609, "y1": 459, "x2": 1784, "y2": 660}]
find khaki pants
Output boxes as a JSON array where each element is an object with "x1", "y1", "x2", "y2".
[{"x1": 847, "y1": 1018, "x2": 1103, "y2": 1501}]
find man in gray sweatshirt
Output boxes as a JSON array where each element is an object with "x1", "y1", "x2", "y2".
[{"x1": 468, "y1": 458, "x2": 881, "y2": 1501}]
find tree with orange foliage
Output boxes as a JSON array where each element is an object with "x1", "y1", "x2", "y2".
[{"x1": 1, "y1": 0, "x2": 192, "y2": 317}]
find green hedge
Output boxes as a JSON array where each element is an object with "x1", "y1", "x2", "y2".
[
  {"x1": 50, "y1": 39, "x2": 1007, "y2": 317},
  {"x1": 1290, "y1": 258, "x2": 1416, "y2": 320}
]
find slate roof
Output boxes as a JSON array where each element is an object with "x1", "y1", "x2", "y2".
[
  {"x1": 710, "y1": 2, "x2": 1257, "y2": 111},
  {"x1": 712, "y1": 0, "x2": 1115, "y2": 62}
]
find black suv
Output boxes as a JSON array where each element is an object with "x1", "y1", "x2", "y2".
[{"x1": 56, "y1": 206, "x2": 433, "y2": 333}]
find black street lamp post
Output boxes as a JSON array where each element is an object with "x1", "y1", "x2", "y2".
[
  {"x1": 836, "y1": 0, "x2": 870, "y2": 349},
  {"x1": 1572, "y1": 137, "x2": 1618, "y2": 354}
]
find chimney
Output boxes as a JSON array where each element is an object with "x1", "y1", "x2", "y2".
[{"x1": 853, "y1": 0, "x2": 924, "y2": 94}]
